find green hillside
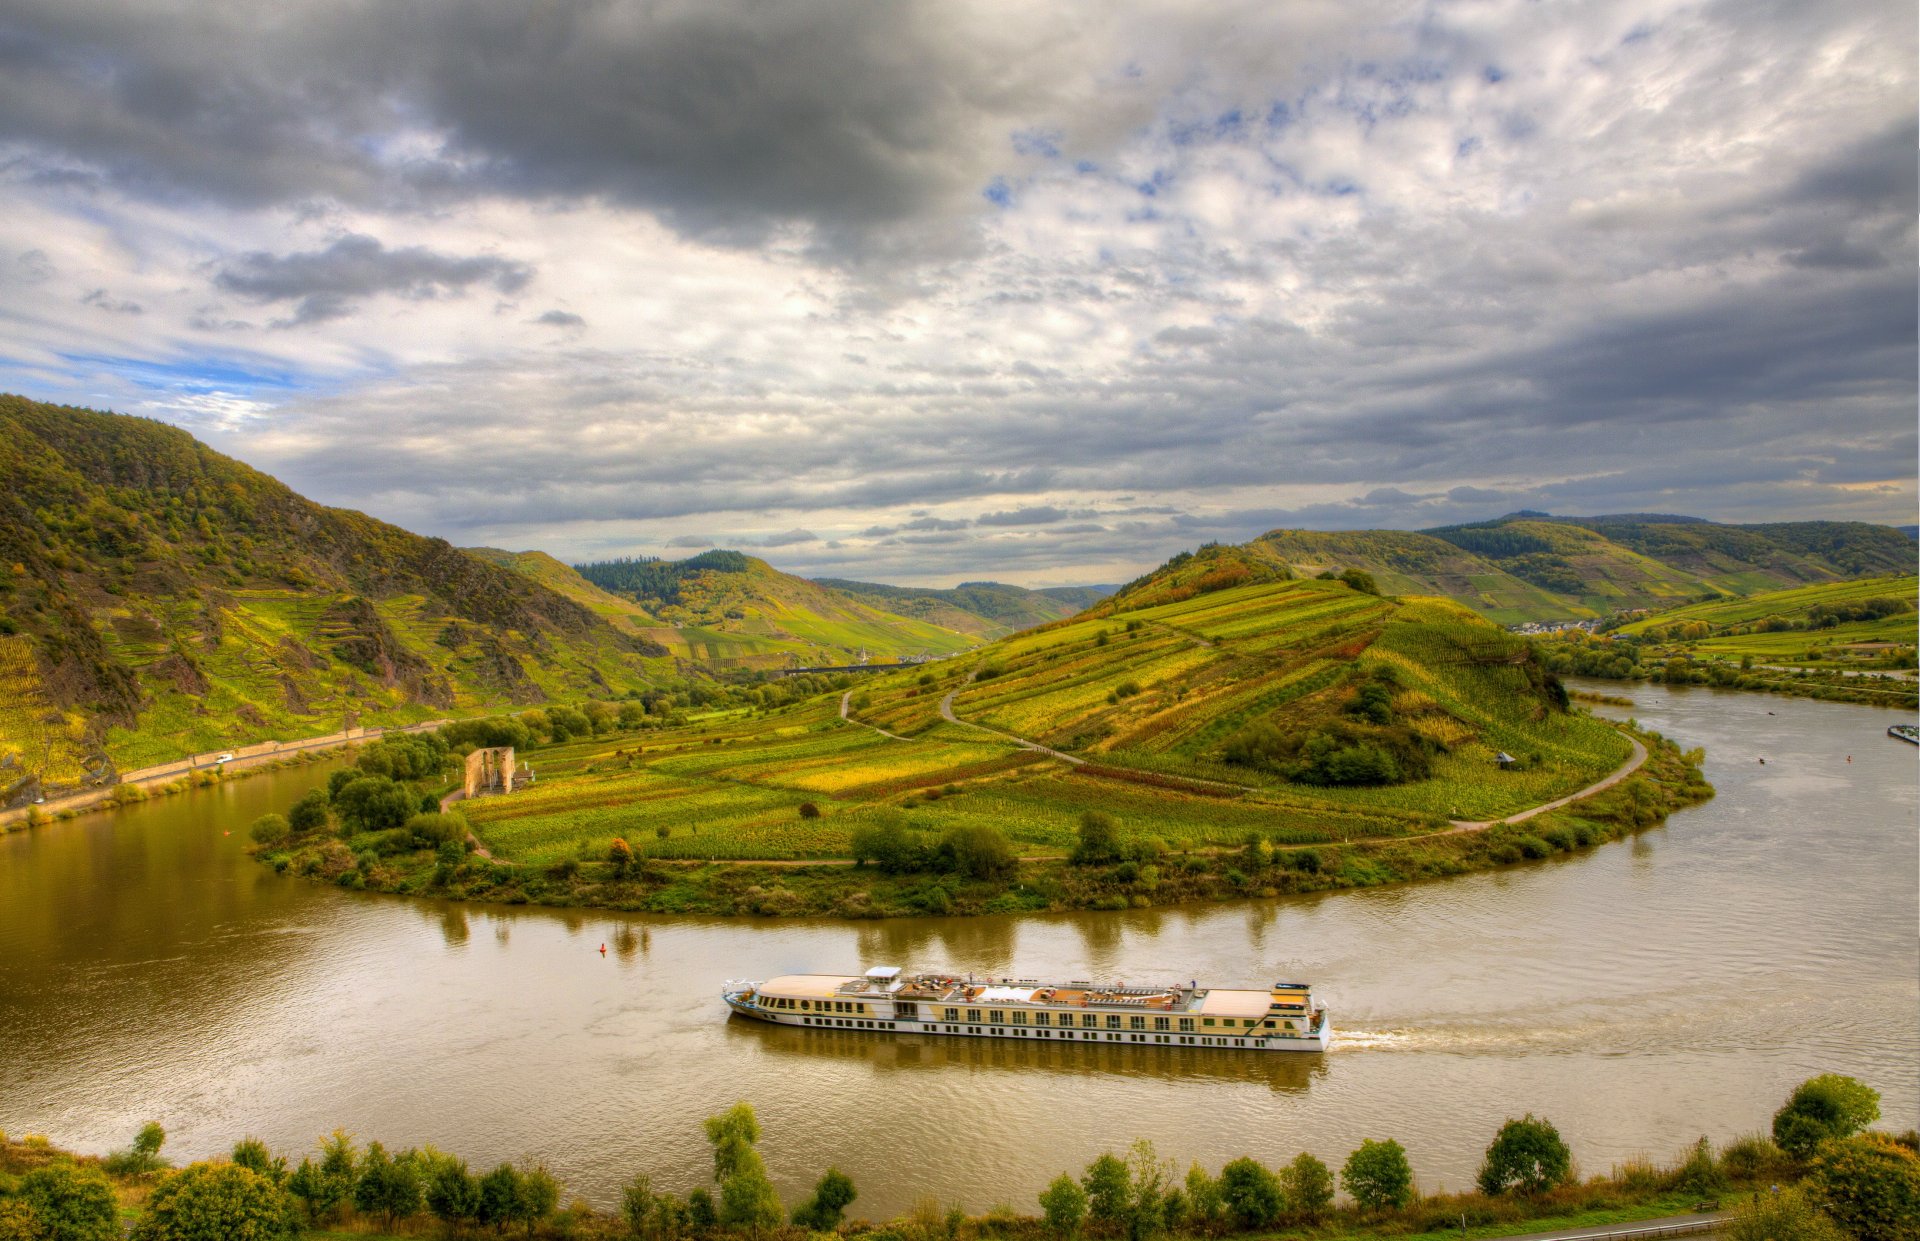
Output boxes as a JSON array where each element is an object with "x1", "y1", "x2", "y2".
[
  {"x1": 577, "y1": 552, "x2": 980, "y2": 668},
  {"x1": 448, "y1": 574, "x2": 1629, "y2": 867},
  {"x1": 1614, "y1": 574, "x2": 1918, "y2": 667},
  {"x1": 464, "y1": 548, "x2": 658, "y2": 630},
  {"x1": 1237, "y1": 514, "x2": 1915, "y2": 625},
  {"x1": 814, "y1": 578, "x2": 1085, "y2": 638},
  {"x1": 0, "y1": 395, "x2": 670, "y2": 785}
]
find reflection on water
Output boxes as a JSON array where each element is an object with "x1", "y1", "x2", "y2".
[
  {"x1": 0, "y1": 683, "x2": 1914, "y2": 1217},
  {"x1": 732, "y1": 1021, "x2": 1326, "y2": 1093}
]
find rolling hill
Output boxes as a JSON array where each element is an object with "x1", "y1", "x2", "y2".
[
  {"x1": 0, "y1": 395, "x2": 671, "y2": 786},
  {"x1": 1235, "y1": 514, "x2": 1915, "y2": 624},
  {"x1": 813, "y1": 578, "x2": 1088, "y2": 638},
  {"x1": 575, "y1": 552, "x2": 980, "y2": 669}
]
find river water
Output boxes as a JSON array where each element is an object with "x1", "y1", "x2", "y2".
[{"x1": 1, "y1": 684, "x2": 1913, "y2": 1216}]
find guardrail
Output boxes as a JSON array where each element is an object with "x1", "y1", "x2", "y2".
[{"x1": 1532, "y1": 1217, "x2": 1723, "y2": 1240}]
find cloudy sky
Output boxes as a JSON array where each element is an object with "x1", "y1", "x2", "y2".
[{"x1": 2, "y1": 0, "x2": 1913, "y2": 586}]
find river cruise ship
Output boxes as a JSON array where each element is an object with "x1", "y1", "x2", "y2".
[{"x1": 723, "y1": 967, "x2": 1331, "y2": 1052}]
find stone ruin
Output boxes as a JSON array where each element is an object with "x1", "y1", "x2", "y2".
[{"x1": 463, "y1": 746, "x2": 516, "y2": 799}]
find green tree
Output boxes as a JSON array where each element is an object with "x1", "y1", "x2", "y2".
[
  {"x1": 131, "y1": 1162, "x2": 296, "y2": 1241},
  {"x1": 248, "y1": 814, "x2": 290, "y2": 846},
  {"x1": 229, "y1": 1138, "x2": 286, "y2": 1186},
  {"x1": 16, "y1": 1163, "x2": 119, "y2": 1241},
  {"x1": 1218, "y1": 1157, "x2": 1285, "y2": 1229},
  {"x1": 1278, "y1": 1152, "x2": 1333, "y2": 1222},
  {"x1": 1039, "y1": 1173, "x2": 1088, "y2": 1238},
  {"x1": 1773, "y1": 1075, "x2": 1881, "y2": 1159},
  {"x1": 424, "y1": 1159, "x2": 481, "y2": 1233},
  {"x1": 1341, "y1": 1139, "x2": 1413, "y2": 1212},
  {"x1": 1338, "y1": 568, "x2": 1379, "y2": 595},
  {"x1": 1071, "y1": 811, "x2": 1122, "y2": 865},
  {"x1": 608, "y1": 836, "x2": 634, "y2": 878},
  {"x1": 792, "y1": 1168, "x2": 857, "y2": 1230},
  {"x1": 939, "y1": 823, "x2": 1016, "y2": 881},
  {"x1": 134, "y1": 1121, "x2": 168, "y2": 1171},
  {"x1": 514, "y1": 1164, "x2": 560, "y2": 1236},
  {"x1": 477, "y1": 1164, "x2": 524, "y2": 1231},
  {"x1": 1082, "y1": 1153, "x2": 1132, "y2": 1227},
  {"x1": 1181, "y1": 1164, "x2": 1222, "y2": 1235},
  {"x1": 352, "y1": 1141, "x2": 421, "y2": 1230},
  {"x1": 1476, "y1": 1115, "x2": 1572, "y2": 1196},
  {"x1": 333, "y1": 775, "x2": 415, "y2": 834},
  {"x1": 1724, "y1": 1186, "x2": 1847, "y2": 1241},
  {"x1": 705, "y1": 1103, "x2": 781, "y2": 1231},
  {"x1": 1806, "y1": 1133, "x2": 1920, "y2": 1241},
  {"x1": 288, "y1": 789, "x2": 329, "y2": 834}
]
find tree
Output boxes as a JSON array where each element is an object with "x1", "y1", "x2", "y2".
[
  {"x1": 1278, "y1": 1153, "x2": 1333, "y2": 1222},
  {"x1": 939, "y1": 824, "x2": 1016, "y2": 881},
  {"x1": 248, "y1": 814, "x2": 290, "y2": 846},
  {"x1": 353, "y1": 1141, "x2": 421, "y2": 1230},
  {"x1": 16, "y1": 1163, "x2": 119, "y2": 1241},
  {"x1": 1338, "y1": 568, "x2": 1379, "y2": 595},
  {"x1": 424, "y1": 1159, "x2": 481, "y2": 1233},
  {"x1": 1806, "y1": 1133, "x2": 1920, "y2": 1241},
  {"x1": 1341, "y1": 1139, "x2": 1413, "y2": 1212},
  {"x1": 792, "y1": 1168, "x2": 857, "y2": 1230},
  {"x1": 1476, "y1": 1115, "x2": 1572, "y2": 1196},
  {"x1": 230, "y1": 1139, "x2": 286, "y2": 1186},
  {"x1": 1082, "y1": 1153, "x2": 1132, "y2": 1227},
  {"x1": 333, "y1": 775, "x2": 415, "y2": 835},
  {"x1": 477, "y1": 1164, "x2": 524, "y2": 1232},
  {"x1": 705, "y1": 1103, "x2": 780, "y2": 1231},
  {"x1": 288, "y1": 789, "x2": 329, "y2": 834},
  {"x1": 1218, "y1": 1157, "x2": 1285, "y2": 1230},
  {"x1": 1773, "y1": 1075, "x2": 1881, "y2": 1159},
  {"x1": 134, "y1": 1121, "x2": 168, "y2": 1171},
  {"x1": 1072, "y1": 811, "x2": 1122, "y2": 865},
  {"x1": 1724, "y1": 1186, "x2": 1847, "y2": 1241},
  {"x1": 131, "y1": 1162, "x2": 297, "y2": 1241},
  {"x1": 1039, "y1": 1173, "x2": 1088, "y2": 1238},
  {"x1": 514, "y1": 1164, "x2": 560, "y2": 1236},
  {"x1": 608, "y1": 837, "x2": 634, "y2": 879},
  {"x1": 1180, "y1": 1164, "x2": 1221, "y2": 1235}
]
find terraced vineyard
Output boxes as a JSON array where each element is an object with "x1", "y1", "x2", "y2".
[{"x1": 462, "y1": 577, "x2": 1631, "y2": 863}]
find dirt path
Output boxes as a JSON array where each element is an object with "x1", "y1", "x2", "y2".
[
  {"x1": 939, "y1": 680, "x2": 1088, "y2": 766},
  {"x1": 839, "y1": 692, "x2": 916, "y2": 742},
  {"x1": 1445, "y1": 735, "x2": 1648, "y2": 830}
]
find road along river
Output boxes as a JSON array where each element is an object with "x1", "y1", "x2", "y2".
[{"x1": 0, "y1": 682, "x2": 1912, "y2": 1216}]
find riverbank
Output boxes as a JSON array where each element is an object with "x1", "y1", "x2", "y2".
[
  {"x1": 0, "y1": 720, "x2": 445, "y2": 832},
  {"x1": 257, "y1": 725, "x2": 1708, "y2": 918}
]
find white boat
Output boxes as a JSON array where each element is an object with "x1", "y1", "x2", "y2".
[{"x1": 723, "y1": 966, "x2": 1331, "y2": 1052}]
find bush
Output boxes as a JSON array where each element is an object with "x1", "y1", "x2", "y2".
[
  {"x1": 287, "y1": 789, "x2": 329, "y2": 834},
  {"x1": 1278, "y1": 1152, "x2": 1334, "y2": 1221},
  {"x1": 1341, "y1": 1139, "x2": 1413, "y2": 1211},
  {"x1": 1720, "y1": 1134, "x2": 1791, "y2": 1182},
  {"x1": 132, "y1": 1162, "x2": 297, "y2": 1241},
  {"x1": 792, "y1": 1169, "x2": 857, "y2": 1231},
  {"x1": 248, "y1": 814, "x2": 290, "y2": 846},
  {"x1": 332, "y1": 776, "x2": 416, "y2": 835},
  {"x1": 1806, "y1": 1133, "x2": 1920, "y2": 1241},
  {"x1": 1072, "y1": 811, "x2": 1122, "y2": 866},
  {"x1": 1672, "y1": 1137, "x2": 1724, "y2": 1196},
  {"x1": 1218, "y1": 1157, "x2": 1284, "y2": 1229},
  {"x1": 1477, "y1": 1115, "x2": 1572, "y2": 1195},
  {"x1": 798, "y1": 801, "x2": 821, "y2": 819},
  {"x1": 404, "y1": 812, "x2": 465, "y2": 848},
  {"x1": 1039, "y1": 1172, "x2": 1088, "y2": 1238},
  {"x1": 939, "y1": 824, "x2": 1016, "y2": 881},
  {"x1": 1773, "y1": 1074, "x2": 1880, "y2": 1159},
  {"x1": 16, "y1": 1162, "x2": 119, "y2": 1241},
  {"x1": 1724, "y1": 1185, "x2": 1847, "y2": 1241},
  {"x1": 352, "y1": 1141, "x2": 420, "y2": 1229}
]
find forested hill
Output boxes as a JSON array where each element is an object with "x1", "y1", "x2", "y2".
[
  {"x1": 573, "y1": 553, "x2": 981, "y2": 668},
  {"x1": 811, "y1": 578, "x2": 1087, "y2": 638},
  {"x1": 1238, "y1": 514, "x2": 1915, "y2": 624},
  {"x1": 0, "y1": 395, "x2": 667, "y2": 787}
]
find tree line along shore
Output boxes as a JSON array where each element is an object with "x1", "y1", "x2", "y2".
[{"x1": 3, "y1": 1074, "x2": 1912, "y2": 1241}]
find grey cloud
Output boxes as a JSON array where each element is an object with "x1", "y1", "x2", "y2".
[
  {"x1": 901, "y1": 516, "x2": 969, "y2": 532},
  {"x1": 214, "y1": 234, "x2": 531, "y2": 326},
  {"x1": 534, "y1": 309, "x2": 585, "y2": 328},
  {"x1": 665, "y1": 535, "x2": 712, "y2": 549},
  {"x1": 80, "y1": 288, "x2": 141, "y2": 314},
  {"x1": 753, "y1": 528, "x2": 818, "y2": 547},
  {"x1": 976, "y1": 505, "x2": 1068, "y2": 527}
]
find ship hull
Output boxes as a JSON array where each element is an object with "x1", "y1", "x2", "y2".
[{"x1": 723, "y1": 993, "x2": 1331, "y2": 1052}]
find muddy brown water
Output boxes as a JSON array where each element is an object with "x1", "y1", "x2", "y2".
[{"x1": 1, "y1": 683, "x2": 1914, "y2": 1216}]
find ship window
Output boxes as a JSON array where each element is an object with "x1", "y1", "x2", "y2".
[
  {"x1": 1264, "y1": 1020, "x2": 1275, "y2": 1029},
  {"x1": 1034, "y1": 1012, "x2": 1050, "y2": 1026},
  {"x1": 1178, "y1": 1018, "x2": 1193, "y2": 1032},
  {"x1": 1202, "y1": 1018, "x2": 1215, "y2": 1027},
  {"x1": 1154, "y1": 1017, "x2": 1170, "y2": 1031},
  {"x1": 801, "y1": 1001, "x2": 811, "y2": 1011},
  {"x1": 1081, "y1": 1014, "x2": 1098, "y2": 1028},
  {"x1": 1012, "y1": 1011, "x2": 1027, "y2": 1025},
  {"x1": 988, "y1": 1010, "x2": 1005, "y2": 1024},
  {"x1": 944, "y1": 1008, "x2": 959, "y2": 1021},
  {"x1": 1285, "y1": 1021, "x2": 1296, "y2": 1031},
  {"x1": 967, "y1": 1009, "x2": 982, "y2": 1022},
  {"x1": 1105, "y1": 1015, "x2": 1121, "y2": 1029},
  {"x1": 1129, "y1": 1016, "x2": 1146, "y2": 1031}
]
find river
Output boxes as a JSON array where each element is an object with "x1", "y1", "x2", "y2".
[{"x1": 1, "y1": 683, "x2": 1913, "y2": 1216}]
